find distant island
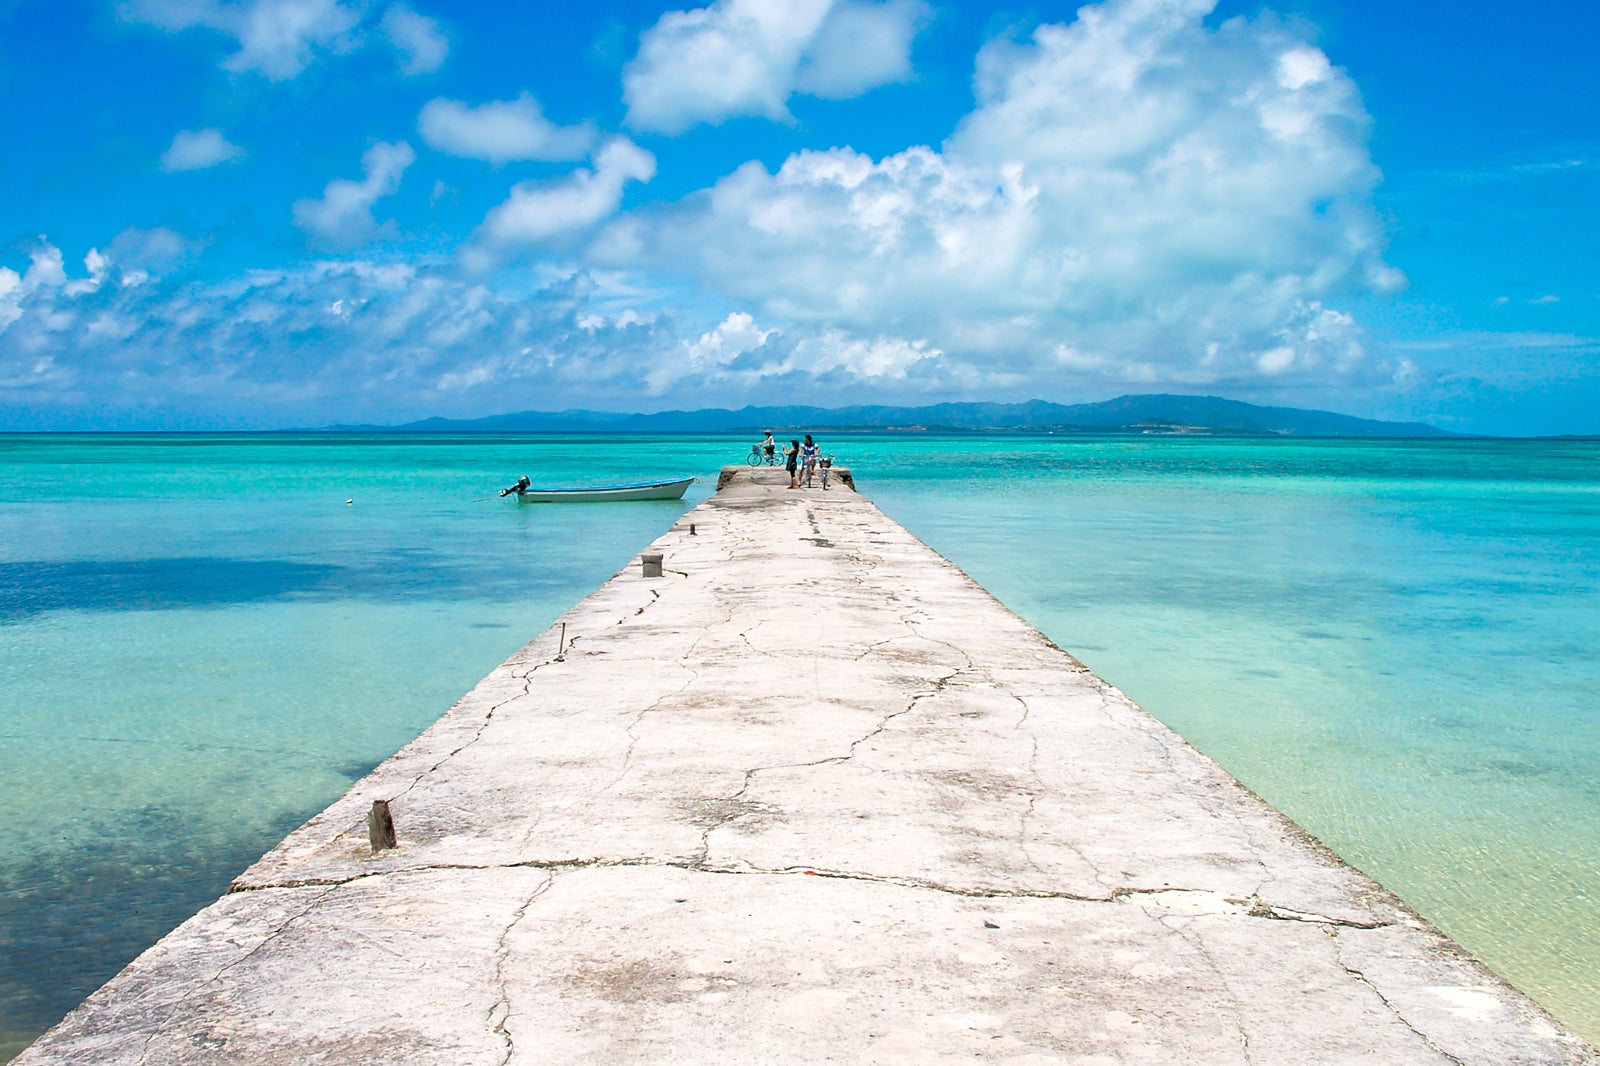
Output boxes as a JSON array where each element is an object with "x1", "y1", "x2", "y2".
[{"x1": 331, "y1": 394, "x2": 1455, "y2": 438}]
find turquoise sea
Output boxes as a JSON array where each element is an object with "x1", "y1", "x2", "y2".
[{"x1": 1, "y1": 433, "x2": 1596, "y2": 1057}]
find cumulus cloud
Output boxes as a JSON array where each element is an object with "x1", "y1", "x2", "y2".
[
  {"x1": 418, "y1": 95, "x2": 594, "y2": 164},
  {"x1": 161, "y1": 127, "x2": 246, "y2": 171},
  {"x1": 123, "y1": 0, "x2": 443, "y2": 79},
  {"x1": 796, "y1": 0, "x2": 928, "y2": 98},
  {"x1": 599, "y1": 0, "x2": 1405, "y2": 392},
  {"x1": 623, "y1": 0, "x2": 928, "y2": 133},
  {"x1": 0, "y1": 232, "x2": 195, "y2": 352},
  {"x1": 293, "y1": 141, "x2": 416, "y2": 244},
  {"x1": 121, "y1": 0, "x2": 363, "y2": 79},
  {"x1": 472, "y1": 138, "x2": 656, "y2": 252},
  {"x1": 0, "y1": 245, "x2": 69, "y2": 334},
  {"x1": 380, "y1": 4, "x2": 447, "y2": 73},
  {"x1": 693, "y1": 311, "x2": 772, "y2": 360}
]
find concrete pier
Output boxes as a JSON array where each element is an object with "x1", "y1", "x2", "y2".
[{"x1": 18, "y1": 468, "x2": 1595, "y2": 1064}]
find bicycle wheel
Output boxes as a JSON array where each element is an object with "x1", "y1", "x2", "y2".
[{"x1": 746, "y1": 450, "x2": 763, "y2": 467}]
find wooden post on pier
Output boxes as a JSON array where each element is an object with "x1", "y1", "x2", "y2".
[{"x1": 367, "y1": 799, "x2": 396, "y2": 852}]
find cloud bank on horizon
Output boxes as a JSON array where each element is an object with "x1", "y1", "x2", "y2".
[{"x1": 2, "y1": 0, "x2": 1596, "y2": 433}]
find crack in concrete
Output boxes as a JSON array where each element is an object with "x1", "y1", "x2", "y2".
[
  {"x1": 902, "y1": 619, "x2": 978, "y2": 676},
  {"x1": 850, "y1": 635, "x2": 904, "y2": 661},
  {"x1": 1110, "y1": 887, "x2": 1391, "y2": 930},
  {"x1": 843, "y1": 665, "x2": 961, "y2": 759},
  {"x1": 385, "y1": 659, "x2": 557, "y2": 809},
  {"x1": 229, "y1": 859, "x2": 1392, "y2": 932},
  {"x1": 1244, "y1": 900, "x2": 1388, "y2": 929},
  {"x1": 1333, "y1": 937, "x2": 1469, "y2": 1065},
  {"x1": 1012, "y1": 689, "x2": 1057, "y2": 880},
  {"x1": 489, "y1": 872, "x2": 555, "y2": 1066},
  {"x1": 605, "y1": 660, "x2": 704, "y2": 793},
  {"x1": 686, "y1": 646, "x2": 970, "y2": 862},
  {"x1": 625, "y1": 589, "x2": 663, "y2": 618},
  {"x1": 1155, "y1": 912, "x2": 1256, "y2": 1065}
]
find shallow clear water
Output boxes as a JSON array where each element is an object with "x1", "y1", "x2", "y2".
[{"x1": 1, "y1": 433, "x2": 1596, "y2": 1055}]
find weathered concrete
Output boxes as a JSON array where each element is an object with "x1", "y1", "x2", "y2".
[{"x1": 18, "y1": 468, "x2": 1595, "y2": 1065}]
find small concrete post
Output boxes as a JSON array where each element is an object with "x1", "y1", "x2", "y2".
[
  {"x1": 368, "y1": 799, "x2": 397, "y2": 852},
  {"x1": 641, "y1": 552, "x2": 664, "y2": 578}
]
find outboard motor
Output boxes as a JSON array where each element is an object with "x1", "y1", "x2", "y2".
[{"x1": 499, "y1": 475, "x2": 532, "y2": 497}]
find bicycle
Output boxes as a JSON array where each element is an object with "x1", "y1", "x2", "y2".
[
  {"x1": 746, "y1": 444, "x2": 781, "y2": 466},
  {"x1": 801, "y1": 454, "x2": 836, "y2": 489}
]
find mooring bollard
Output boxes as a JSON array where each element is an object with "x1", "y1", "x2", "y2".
[
  {"x1": 368, "y1": 799, "x2": 397, "y2": 852},
  {"x1": 642, "y1": 551, "x2": 664, "y2": 577}
]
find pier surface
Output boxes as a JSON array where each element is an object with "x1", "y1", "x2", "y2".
[{"x1": 20, "y1": 469, "x2": 1594, "y2": 1064}]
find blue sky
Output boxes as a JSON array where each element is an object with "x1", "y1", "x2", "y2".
[{"x1": 1, "y1": 0, "x2": 1595, "y2": 434}]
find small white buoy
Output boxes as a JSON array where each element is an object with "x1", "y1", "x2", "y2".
[{"x1": 346, "y1": 499, "x2": 354, "y2": 505}]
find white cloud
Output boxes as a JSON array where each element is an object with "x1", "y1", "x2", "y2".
[
  {"x1": 380, "y1": 4, "x2": 448, "y2": 74},
  {"x1": 599, "y1": 0, "x2": 1402, "y2": 393},
  {"x1": 685, "y1": 311, "x2": 770, "y2": 369},
  {"x1": 0, "y1": 244, "x2": 721, "y2": 425},
  {"x1": 293, "y1": 142, "x2": 416, "y2": 243},
  {"x1": 623, "y1": 0, "x2": 927, "y2": 133},
  {"x1": 796, "y1": 327, "x2": 935, "y2": 377},
  {"x1": 473, "y1": 139, "x2": 656, "y2": 250},
  {"x1": 0, "y1": 271, "x2": 26, "y2": 333},
  {"x1": 63, "y1": 248, "x2": 110, "y2": 297},
  {"x1": 418, "y1": 95, "x2": 594, "y2": 164},
  {"x1": 162, "y1": 127, "x2": 246, "y2": 171},
  {"x1": 230, "y1": 0, "x2": 362, "y2": 77},
  {"x1": 122, "y1": 0, "x2": 425, "y2": 79},
  {"x1": 796, "y1": 0, "x2": 928, "y2": 99},
  {"x1": 22, "y1": 245, "x2": 67, "y2": 290},
  {"x1": 0, "y1": 236, "x2": 965, "y2": 426},
  {"x1": 107, "y1": 227, "x2": 198, "y2": 281}
]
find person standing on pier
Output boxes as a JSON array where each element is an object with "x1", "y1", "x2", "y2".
[
  {"x1": 785, "y1": 438, "x2": 800, "y2": 488},
  {"x1": 801, "y1": 434, "x2": 819, "y2": 487}
]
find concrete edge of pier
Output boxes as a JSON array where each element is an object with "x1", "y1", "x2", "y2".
[{"x1": 16, "y1": 467, "x2": 1597, "y2": 1065}]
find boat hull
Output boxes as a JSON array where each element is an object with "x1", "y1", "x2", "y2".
[{"x1": 512, "y1": 477, "x2": 695, "y2": 503}]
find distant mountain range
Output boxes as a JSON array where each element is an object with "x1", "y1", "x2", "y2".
[{"x1": 335, "y1": 394, "x2": 1454, "y2": 438}]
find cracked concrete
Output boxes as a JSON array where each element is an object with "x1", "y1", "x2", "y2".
[{"x1": 16, "y1": 467, "x2": 1595, "y2": 1065}]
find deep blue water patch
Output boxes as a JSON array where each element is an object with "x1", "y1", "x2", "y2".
[
  {"x1": 0, "y1": 558, "x2": 342, "y2": 619},
  {"x1": 0, "y1": 552, "x2": 582, "y2": 620}
]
